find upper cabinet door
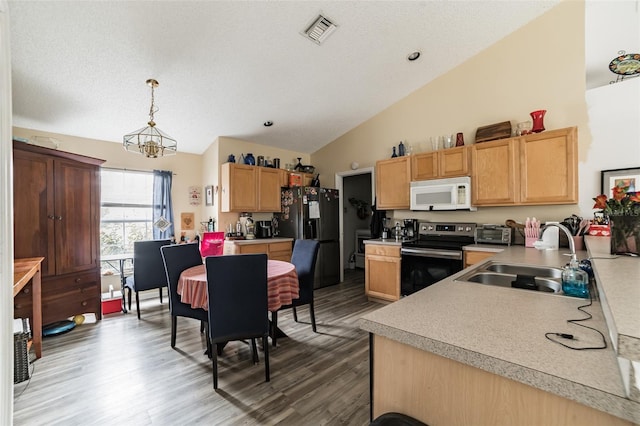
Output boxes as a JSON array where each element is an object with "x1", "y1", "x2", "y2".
[
  {"x1": 471, "y1": 138, "x2": 519, "y2": 206},
  {"x1": 221, "y1": 163, "x2": 257, "y2": 212},
  {"x1": 257, "y1": 168, "x2": 282, "y2": 212},
  {"x1": 411, "y1": 146, "x2": 469, "y2": 181},
  {"x1": 519, "y1": 127, "x2": 578, "y2": 204},
  {"x1": 439, "y1": 146, "x2": 469, "y2": 178},
  {"x1": 411, "y1": 152, "x2": 438, "y2": 181},
  {"x1": 376, "y1": 157, "x2": 411, "y2": 210}
]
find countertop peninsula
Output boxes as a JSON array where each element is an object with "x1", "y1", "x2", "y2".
[{"x1": 360, "y1": 241, "x2": 640, "y2": 424}]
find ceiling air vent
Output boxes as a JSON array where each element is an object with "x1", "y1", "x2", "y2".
[{"x1": 302, "y1": 14, "x2": 337, "y2": 45}]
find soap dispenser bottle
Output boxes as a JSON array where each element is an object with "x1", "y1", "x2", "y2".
[{"x1": 561, "y1": 258, "x2": 589, "y2": 298}]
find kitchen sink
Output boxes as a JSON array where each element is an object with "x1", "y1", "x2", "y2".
[
  {"x1": 463, "y1": 272, "x2": 561, "y2": 293},
  {"x1": 484, "y1": 263, "x2": 563, "y2": 279},
  {"x1": 455, "y1": 261, "x2": 566, "y2": 295}
]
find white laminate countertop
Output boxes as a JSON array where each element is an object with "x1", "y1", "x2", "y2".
[
  {"x1": 363, "y1": 238, "x2": 403, "y2": 246},
  {"x1": 462, "y1": 243, "x2": 508, "y2": 253},
  {"x1": 223, "y1": 237, "x2": 293, "y2": 245},
  {"x1": 360, "y1": 243, "x2": 640, "y2": 424},
  {"x1": 586, "y1": 236, "x2": 640, "y2": 361}
]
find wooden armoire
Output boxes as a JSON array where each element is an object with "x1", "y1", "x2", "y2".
[{"x1": 13, "y1": 141, "x2": 105, "y2": 326}]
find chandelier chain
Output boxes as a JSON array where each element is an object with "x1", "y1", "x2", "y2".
[{"x1": 148, "y1": 84, "x2": 158, "y2": 124}]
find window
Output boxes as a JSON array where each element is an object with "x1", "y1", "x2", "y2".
[{"x1": 100, "y1": 169, "x2": 154, "y2": 257}]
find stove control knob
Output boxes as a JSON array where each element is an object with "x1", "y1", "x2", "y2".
[
  {"x1": 427, "y1": 225, "x2": 434, "y2": 231},
  {"x1": 465, "y1": 226, "x2": 472, "y2": 232},
  {"x1": 457, "y1": 226, "x2": 463, "y2": 232}
]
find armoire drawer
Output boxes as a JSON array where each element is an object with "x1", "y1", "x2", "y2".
[
  {"x1": 42, "y1": 296, "x2": 101, "y2": 325},
  {"x1": 43, "y1": 271, "x2": 99, "y2": 295}
]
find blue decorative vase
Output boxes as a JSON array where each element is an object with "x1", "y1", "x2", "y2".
[
  {"x1": 227, "y1": 154, "x2": 235, "y2": 163},
  {"x1": 244, "y1": 153, "x2": 255, "y2": 165}
]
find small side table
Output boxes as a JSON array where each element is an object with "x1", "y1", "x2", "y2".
[{"x1": 13, "y1": 257, "x2": 44, "y2": 359}]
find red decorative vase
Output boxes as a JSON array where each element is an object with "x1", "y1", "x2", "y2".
[
  {"x1": 455, "y1": 132, "x2": 464, "y2": 147},
  {"x1": 530, "y1": 110, "x2": 546, "y2": 133}
]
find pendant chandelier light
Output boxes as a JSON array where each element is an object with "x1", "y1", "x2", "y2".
[{"x1": 123, "y1": 79, "x2": 177, "y2": 158}]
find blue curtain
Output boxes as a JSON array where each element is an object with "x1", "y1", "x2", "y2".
[{"x1": 152, "y1": 170, "x2": 174, "y2": 240}]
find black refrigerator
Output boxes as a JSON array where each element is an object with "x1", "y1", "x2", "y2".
[{"x1": 276, "y1": 187, "x2": 340, "y2": 288}]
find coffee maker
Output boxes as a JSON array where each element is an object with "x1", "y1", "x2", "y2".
[{"x1": 403, "y1": 219, "x2": 419, "y2": 238}]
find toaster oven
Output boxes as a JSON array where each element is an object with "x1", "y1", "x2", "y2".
[{"x1": 474, "y1": 225, "x2": 513, "y2": 245}]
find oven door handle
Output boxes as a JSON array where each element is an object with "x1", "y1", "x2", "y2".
[{"x1": 401, "y1": 247, "x2": 463, "y2": 260}]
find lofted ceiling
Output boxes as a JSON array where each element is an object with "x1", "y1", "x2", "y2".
[{"x1": 9, "y1": 1, "x2": 634, "y2": 156}]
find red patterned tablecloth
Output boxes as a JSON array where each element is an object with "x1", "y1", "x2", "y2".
[{"x1": 177, "y1": 260, "x2": 299, "y2": 312}]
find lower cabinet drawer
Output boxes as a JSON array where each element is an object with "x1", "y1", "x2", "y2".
[
  {"x1": 269, "y1": 251, "x2": 292, "y2": 262},
  {"x1": 365, "y1": 244, "x2": 400, "y2": 257},
  {"x1": 238, "y1": 244, "x2": 269, "y2": 254},
  {"x1": 41, "y1": 270, "x2": 101, "y2": 324},
  {"x1": 269, "y1": 241, "x2": 292, "y2": 252}
]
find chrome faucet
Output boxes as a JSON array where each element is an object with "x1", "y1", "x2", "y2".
[{"x1": 539, "y1": 222, "x2": 577, "y2": 262}]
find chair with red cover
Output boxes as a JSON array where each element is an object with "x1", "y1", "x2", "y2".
[{"x1": 200, "y1": 231, "x2": 225, "y2": 257}]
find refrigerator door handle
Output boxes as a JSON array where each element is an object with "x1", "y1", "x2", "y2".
[{"x1": 305, "y1": 219, "x2": 317, "y2": 239}]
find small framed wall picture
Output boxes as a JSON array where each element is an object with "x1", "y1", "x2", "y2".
[
  {"x1": 181, "y1": 212, "x2": 195, "y2": 230},
  {"x1": 189, "y1": 186, "x2": 202, "y2": 205},
  {"x1": 601, "y1": 167, "x2": 640, "y2": 196},
  {"x1": 205, "y1": 185, "x2": 214, "y2": 206}
]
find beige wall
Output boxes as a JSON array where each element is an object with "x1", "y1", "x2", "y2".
[
  {"x1": 201, "y1": 136, "x2": 310, "y2": 234},
  {"x1": 311, "y1": 1, "x2": 589, "y2": 225},
  {"x1": 11, "y1": 129, "x2": 310, "y2": 241},
  {"x1": 12, "y1": 1, "x2": 591, "y2": 234},
  {"x1": 12, "y1": 127, "x2": 205, "y2": 240}
]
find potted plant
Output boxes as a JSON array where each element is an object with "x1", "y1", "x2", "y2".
[{"x1": 593, "y1": 185, "x2": 640, "y2": 255}]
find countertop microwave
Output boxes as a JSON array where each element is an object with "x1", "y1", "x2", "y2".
[{"x1": 410, "y1": 176, "x2": 476, "y2": 211}]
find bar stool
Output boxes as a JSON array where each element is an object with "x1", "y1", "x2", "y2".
[{"x1": 370, "y1": 412, "x2": 428, "y2": 426}]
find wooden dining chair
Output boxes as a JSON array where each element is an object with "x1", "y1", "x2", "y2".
[
  {"x1": 124, "y1": 239, "x2": 171, "y2": 319},
  {"x1": 205, "y1": 253, "x2": 270, "y2": 389},
  {"x1": 271, "y1": 239, "x2": 320, "y2": 347},
  {"x1": 160, "y1": 243, "x2": 210, "y2": 354}
]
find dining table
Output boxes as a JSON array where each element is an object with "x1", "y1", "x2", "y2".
[
  {"x1": 177, "y1": 259, "x2": 299, "y2": 313},
  {"x1": 178, "y1": 259, "x2": 300, "y2": 344}
]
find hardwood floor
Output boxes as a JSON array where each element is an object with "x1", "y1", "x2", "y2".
[{"x1": 13, "y1": 269, "x2": 381, "y2": 425}]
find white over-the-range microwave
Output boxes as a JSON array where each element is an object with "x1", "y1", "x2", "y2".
[{"x1": 410, "y1": 176, "x2": 477, "y2": 211}]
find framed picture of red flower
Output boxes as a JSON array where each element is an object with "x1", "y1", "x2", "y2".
[{"x1": 601, "y1": 167, "x2": 640, "y2": 197}]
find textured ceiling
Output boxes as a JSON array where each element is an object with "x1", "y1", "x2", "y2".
[
  {"x1": 12, "y1": 0, "x2": 615, "y2": 156},
  {"x1": 585, "y1": 0, "x2": 640, "y2": 90}
]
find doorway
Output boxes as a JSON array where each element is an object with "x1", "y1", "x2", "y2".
[{"x1": 335, "y1": 167, "x2": 374, "y2": 283}]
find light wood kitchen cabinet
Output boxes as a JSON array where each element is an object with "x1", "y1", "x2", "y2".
[
  {"x1": 412, "y1": 146, "x2": 469, "y2": 181},
  {"x1": 471, "y1": 138, "x2": 519, "y2": 205},
  {"x1": 519, "y1": 127, "x2": 578, "y2": 204},
  {"x1": 221, "y1": 163, "x2": 283, "y2": 212},
  {"x1": 13, "y1": 141, "x2": 104, "y2": 325},
  {"x1": 224, "y1": 239, "x2": 293, "y2": 261},
  {"x1": 376, "y1": 157, "x2": 411, "y2": 210},
  {"x1": 439, "y1": 146, "x2": 469, "y2": 177},
  {"x1": 278, "y1": 169, "x2": 290, "y2": 187},
  {"x1": 463, "y1": 250, "x2": 496, "y2": 268},
  {"x1": 411, "y1": 152, "x2": 438, "y2": 180},
  {"x1": 471, "y1": 127, "x2": 578, "y2": 206},
  {"x1": 221, "y1": 163, "x2": 257, "y2": 212},
  {"x1": 365, "y1": 244, "x2": 401, "y2": 302},
  {"x1": 257, "y1": 167, "x2": 281, "y2": 212},
  {"x1": 372, "y1": 335, "x2": 631, "y2": 426}
]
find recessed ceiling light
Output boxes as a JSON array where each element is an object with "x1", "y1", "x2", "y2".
[
  {"x1": 263, "y1": 121, "x2": 273, "y2": 127},
  {"x1": 407, "y1": 51, "x2": 421, "y2": 61}
]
